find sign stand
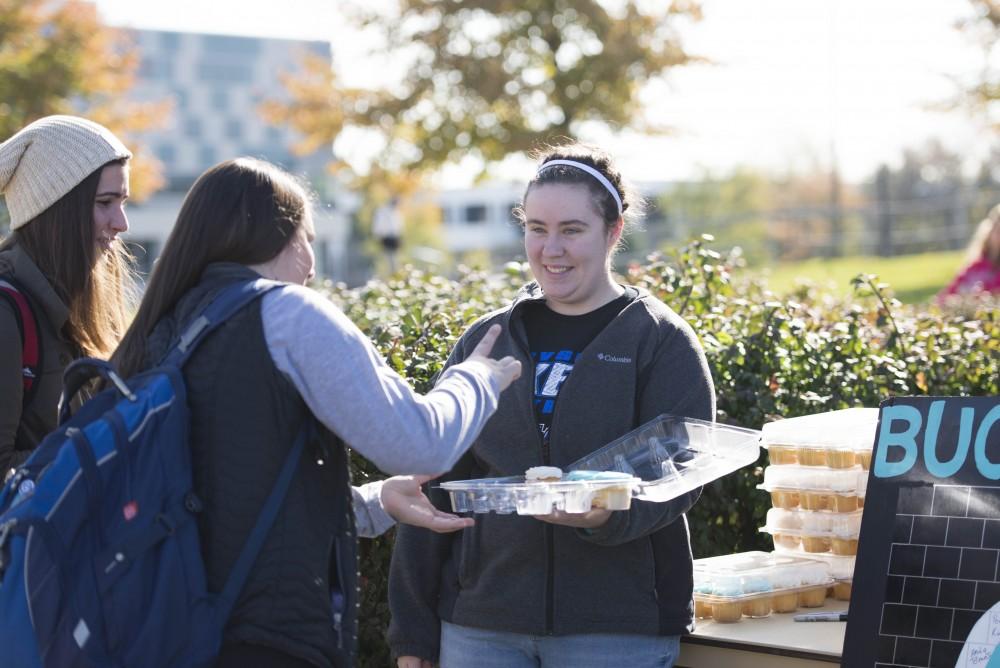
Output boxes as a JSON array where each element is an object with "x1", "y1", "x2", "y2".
[{"x1": 843, "y1": 396, "x2": 1000, "y2": 667}]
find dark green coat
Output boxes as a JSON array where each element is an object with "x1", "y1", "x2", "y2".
[{"x1": 0, "y1": 244, "x2": 76, "y2": 476}]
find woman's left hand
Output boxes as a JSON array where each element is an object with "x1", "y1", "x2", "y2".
[
  {"x1": 381, "y1": 475, "x2": 474, "y2": 533},
  {"x1": 536, "y1": 508, "x2": 612, "y2": 529}
]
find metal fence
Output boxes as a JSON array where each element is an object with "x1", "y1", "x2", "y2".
[{"x1": 629, "y1": 186, "x2": 1000, "y2": 264}]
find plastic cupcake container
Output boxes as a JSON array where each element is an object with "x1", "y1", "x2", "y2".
[
  {"x1": 759, "y1": 467, "x2": 867, "y2": 513},
  {"x1": 692, "y1": 551, "x2": 835, "y2": 623},
  {"x1": 761, "y1": 408, "x2": 878, "y2": 471},
  {"x1": 762, "y1": 510, "x2": 862, "y2": 557}
]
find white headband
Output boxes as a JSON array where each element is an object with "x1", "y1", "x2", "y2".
[{"x1": 536, "y1": 159, "x2": 623, "y2": 217}]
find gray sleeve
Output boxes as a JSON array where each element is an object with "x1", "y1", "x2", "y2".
[
  {"x1": 260, "y1": 285, "x2": 501, "y2": 476},
  {"x1": 352, "y1": 481, "x2": 395, "y2": 538}
]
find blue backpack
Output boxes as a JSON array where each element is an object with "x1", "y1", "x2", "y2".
[{"x1": 0, "y1": 279, "x2": 308, "y2": 668}]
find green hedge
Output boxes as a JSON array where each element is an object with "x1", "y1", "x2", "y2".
[{"x1": 318, "y1": 239, "x2": 999, "y2": 666}]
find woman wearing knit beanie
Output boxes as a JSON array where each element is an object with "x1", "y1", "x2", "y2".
[{"x1": 0, "y1": 115, "x2": 137, "y2": 478}]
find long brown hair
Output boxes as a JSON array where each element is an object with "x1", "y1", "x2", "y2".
[
  {"x1": 112, "y1": 158, "x2": 309, "y2": 378},
  {"x1": 0, "y1": 158, "x2": 135, "y2": 357},
  {"x1": 966, "y1": 204, "x2": 1000, "y2": 266}
]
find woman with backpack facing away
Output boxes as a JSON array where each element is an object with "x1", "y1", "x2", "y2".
[
  {"x1": 389, "y1": 145, "x2": 715, "y2": 668},
  {"x1": 0, "y1": 115, "x2": 135, "y2": 478},
  {"x1": 110, "y1": 157, "x2": 521, "y2": 668},
  {"x1": 938, "y1": 203, "x2": 1000, "y2": 301}
]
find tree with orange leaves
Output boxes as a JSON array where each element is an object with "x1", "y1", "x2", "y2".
[
  {"x1": 0, "y1": 0, "x2": 169, "y2": 201},
  {"x1": 264, "y1": 1, "x2": 702, "y2": 181}
]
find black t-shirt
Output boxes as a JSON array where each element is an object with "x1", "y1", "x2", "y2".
[{"x1": 523, "y1": 288, "x2": 637, "y2": 447}]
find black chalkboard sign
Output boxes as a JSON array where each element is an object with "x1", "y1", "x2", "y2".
[{"x1": 843, "y1": 396, "x2": 1000, "y2": 668}]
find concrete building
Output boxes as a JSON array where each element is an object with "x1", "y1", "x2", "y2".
[
  {"x1": 425, "y1": 179, "x2": 672, "y2": 261},
  {"x1": 433, "y1": 182, "x2": 524, "y2": 254},
  {"x1": 114, "y1": 28, "x2": 674, "y2": 281},
  {"x1": 122, "y1": 29, "x2": 351, "y2": 279}
]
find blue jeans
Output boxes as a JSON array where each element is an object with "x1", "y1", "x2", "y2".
[{"x1": 440, "y1": 621, "x2": 680, "y2": 668}]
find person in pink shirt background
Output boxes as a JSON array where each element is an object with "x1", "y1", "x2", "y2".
[{"x1": 940, "y1": 204, "x2": 1000, "y2": 300}]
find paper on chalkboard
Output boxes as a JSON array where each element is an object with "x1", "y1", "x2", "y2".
[{"x1": 955, "y1": 601, "x2": 1000, "y2": 667}]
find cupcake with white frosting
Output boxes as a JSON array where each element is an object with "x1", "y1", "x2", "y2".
[{"x1": 525, "y1": 466, "x2": 563, "y2": 482}]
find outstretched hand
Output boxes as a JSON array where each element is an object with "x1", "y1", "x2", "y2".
[
  {"x1": 465, "y1": 324, "x2": 521, "y2": 392},
  {"x1": 381, "y1": 475, "x2": 474, "y2": 533}
]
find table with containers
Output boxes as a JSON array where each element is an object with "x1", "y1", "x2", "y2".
[
  {"x1": 679, "y1": 408, "x2": 877, "y2": 666},
  {"x1": 437, "y1": 409, "x2": 880, "y2": 666}
]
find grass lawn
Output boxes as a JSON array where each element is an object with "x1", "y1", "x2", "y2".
[{"x1": 750, "y1": 250, "x2": 966, "y2": 304}]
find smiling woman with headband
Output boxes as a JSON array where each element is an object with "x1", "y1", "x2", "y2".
[
  {"x1": 0, "y1": 115, "x2": 138, "y2": 478},
  {"x1": 389, "y1": 143, "x2": 716, "y2": 668}
]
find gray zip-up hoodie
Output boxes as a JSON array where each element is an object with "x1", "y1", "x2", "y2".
[{"x1": 388, "y1": 283, "x2": 716, "y2": 662}]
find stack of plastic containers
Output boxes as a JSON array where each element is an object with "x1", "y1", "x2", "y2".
[
  {"x1": 692, "y1": 551, "x2": 833, "y2": 622},
  {"x1": 757, "y1": 408, "x2": 879, "y2": 603}
]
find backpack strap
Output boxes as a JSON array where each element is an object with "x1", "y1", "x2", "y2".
[
  {"x1": 161, "y1": 277, "x2": 286, "y2": 368},
  {"x1": 0, "y1": 277, "x2": 42, "y2": 413},
  {"x1": 215, "y1": 421, "x2": 311, "y2": 618},
  {"x1": 60, "y1": 278, "x2": 286, "y2": 422},
  {"x1": 162, "y1": 278, "x2": 312, "y2": 625}
]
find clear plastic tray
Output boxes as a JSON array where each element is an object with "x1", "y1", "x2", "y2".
[
  {"x1": 762, "y1": 408, "x2": 878, "y2": 468},
  {"x1": 760, "y1": 465, "x2": 867, "y2": 493},
  {"x1": 758, "y1": 465, "x2": 868, "y2": 512},
  {"x1": 567, "y1": 414, "x2": 761, "y2": 503},
  {"x1": 440, "y1": 415, "x2": 761, "y2": 514},
  {"x1": 692, "y1": 551, "x2": 833, "y2": 622},
  {"x1": 440, "y1": 473, "x2": 640, "y2": 516},
  {"x1": 788, "y1": 551, "x2": 856, "y2": 580},
  {"x1": 762, "y1": 508, "x2": 863, "y2": 535},
  {"x1": 761, "y1": 509, "x2": 863, "y2": 555}
]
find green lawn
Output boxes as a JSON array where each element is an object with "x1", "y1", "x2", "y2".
[{"x1": 751, "y1": 251, "x2": 966, "y2": 304}]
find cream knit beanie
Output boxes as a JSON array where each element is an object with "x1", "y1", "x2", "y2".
[{"x1": 0, "y1": 115, "x2": 132, "y2": 230}]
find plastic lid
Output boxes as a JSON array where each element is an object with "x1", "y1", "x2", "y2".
[
  {"x1": 692, "y1": 551, "x2": 834, "y2": 600},
  {"x1": 565, "y1": 414, "x2": 762, "y2": 504},
  {"x1": 760, "y1": 465, "x2": 867, "y2": 494},
  {"x1": 781, "y1": 551, "x2": 856, "y2": 579},
  {"x1": 762, "y1": 408, "x2": 878, "y2": 451},
  {"x1": 761, "y1": 509, "x2": 863, "y2": 539}
]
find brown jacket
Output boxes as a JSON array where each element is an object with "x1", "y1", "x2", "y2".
[{"x1": 0, "y1": 244, "x2": 76, "y2": 476}]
